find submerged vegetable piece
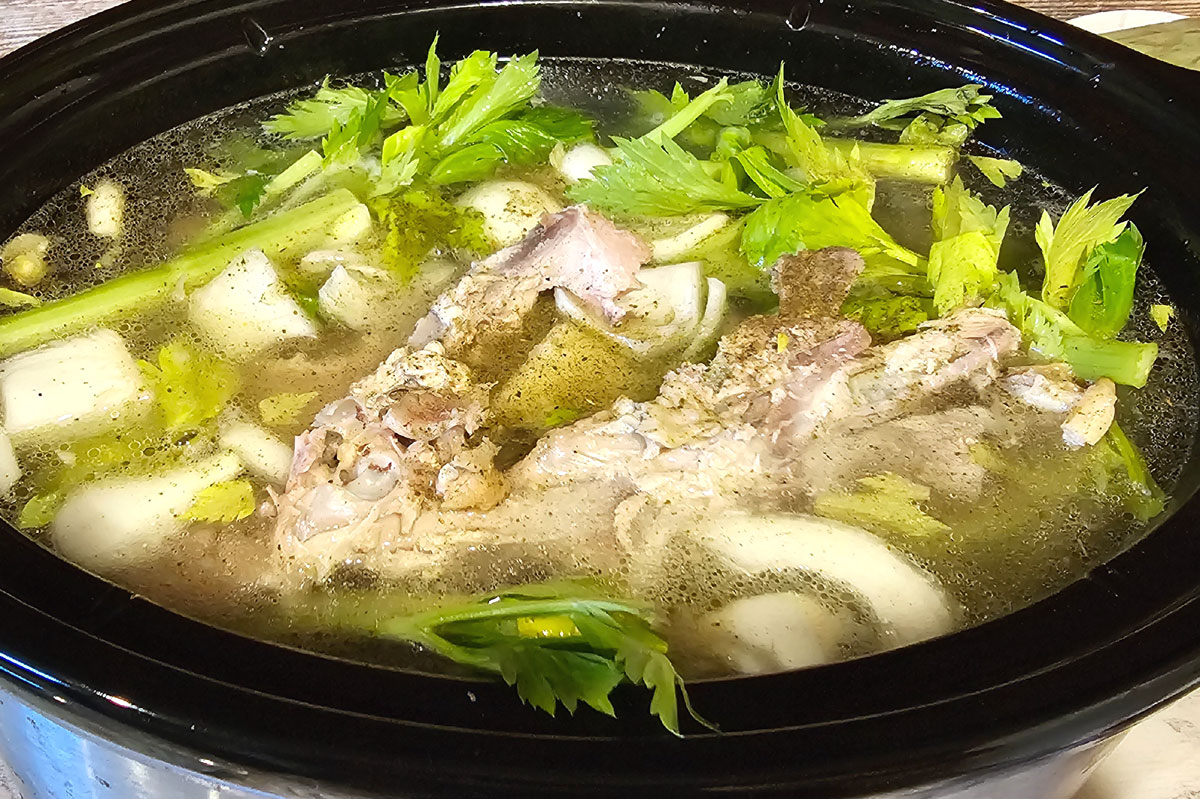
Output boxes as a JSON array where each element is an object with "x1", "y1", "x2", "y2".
[
  {"x1": 1092, "y1": 421, "x2": 1166, "y2": 521},
  {"x1": 489, "y1": 320, "x2": 653, "y2": 431},
  {"x1": 2, "y1": 233, "x2": 51, "y2": 288},
  {"x1": 814, "y1": 472, "x2": 950, "y2": 537},
  {"x1": 0, "y1": 329, "x2": 153, "y2": 444},
  {"x1": 843, "y1": 294, "x2": 931, "y2": 340},
  {"x1": 183, "y1": 479, "x2": 256, "y2": 523},
  {"x1": 138, "y1": 340, "x2": 240, "y2": 434},
  {"x1": 52, "y1": 451, "x2": 244, "y2": 568},
  {"x1": 187, "y1": 250, "x2": 320, "y2": 359},
  {"x1": 0, "y1": 190, "x2": 363, "y2": 357},
  {"x1": 371, "y1": 188, "x2": 491, "y2": 281},
  {"x1": 15, "y1": 429, "x2": 215, "y2": 530},
  {"x1": 0, "y1": 287, "x2": 39, "y2": 308},
  {"x1": 259, "y1": 391, "x2": 320, "y2": 426},
  {"x1": 1150, "y1": 303, "x2": 1173, "y2": 331}
]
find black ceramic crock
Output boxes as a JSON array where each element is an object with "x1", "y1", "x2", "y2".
[{"x1": 0, "y1": 1, "x2": 1199, "y2": 797}]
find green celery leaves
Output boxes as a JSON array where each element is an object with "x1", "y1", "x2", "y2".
[
  {"x1": 370, "y1": 583, "x2": 711, "y2": 736},
  {"x1": 1067, "y1": 224, "x2": 1144, "y2": 339},
  {"x1": 927, "y1": 177, "x2": 1009, "y2": 314},
  {"x1": 740, "y1": 190, "x2": 920, "y2": 271},
  {"x1": 569, "y1": 135, "x2": 763, "y2": 216},
  {"x1": 1037, "y1": 188, "x2": 1139, "y2": 311}
]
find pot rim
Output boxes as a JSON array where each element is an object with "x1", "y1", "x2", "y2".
[{"x1": 0, "y1": 0, "x2": 1199, "y2": 794}]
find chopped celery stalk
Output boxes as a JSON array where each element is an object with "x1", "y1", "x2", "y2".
[
  {"x1": 826, "y1": 139, "x2": 957, "y2": 185},
  {"x1": 1062, "y1": 335, "x2": 1158, "y2": 389},
  {"x1": 262, "y1": 150, "x2": 323, "y2": 198},
  {"x1": 753, "y1": 132, "x2": 955, "y2": 185},
  {"x1": 0, "y1": 190, "x2": 362, "y2": 357}
]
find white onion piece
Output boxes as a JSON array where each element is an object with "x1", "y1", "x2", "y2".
[
  {"x1": 694, "y1": 512, "x2": 955, "y2": 647},
  {"x1": 700, "y1": 592, "x2": 850, "y2": 674},
  {"x1": 555, "y1": 143, "x2": 613, "y2": 184},
  {"x1": 455, "y1": 180, "x2": 563, "y2": 247},
  {"x1": 650, "y1": 213, "x2": 730, "y2": 263}
]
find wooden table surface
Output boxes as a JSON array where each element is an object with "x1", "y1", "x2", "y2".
[{"x1": 0, "y1": 0, "x2": 1194, "y2": 56}]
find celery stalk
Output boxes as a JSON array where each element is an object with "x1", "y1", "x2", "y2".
[
  {"x1": 1063, "y1": 335, "x2": 1158, "y2": 388},
  {"x1": 826, "y1": 139, "x2": 957, "y2": 184},
  {"x1": 0, "y1": 190, "x2": 363, "y2": 357},
  {"x1": 753, "y1": 131, "x2": 955, "y2": 184}
]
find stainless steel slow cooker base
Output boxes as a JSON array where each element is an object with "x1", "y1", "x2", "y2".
[{"x1": 0, "y1": 681, "x2": 1117, "y2": 799}]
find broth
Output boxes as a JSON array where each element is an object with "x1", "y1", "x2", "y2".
[{"x1": 0, "y1": 56, "x2": 1194, "y2": 699}]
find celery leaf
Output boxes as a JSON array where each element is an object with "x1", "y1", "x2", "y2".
[
  {"x1": 927, "y1": 177, "x2": 1009, "y2": 314},
  {"x1": 814, "y1": 472, "x2": 950, "y2": 536},
  {"x1": 369, "y1": 583, "x2": 709, "y2": 735},
  {"x1": 264, "y1": 81, "x2": 404, "y2": 140},
  {"x1": 739, "y1": 190, "x2": 920, "y2": 271},
  {"x1": 569, "y1": 135, "x2": 763, "y2": 216},
  {"x1": 968, "y1": 155, "x2": 1023, "y2": 188},
  {"x1": 259, "y1": 391, "x2": 320, "y2": 426},
  {"x1": 830, "y1": 84, "x2": 1000, "y2": 133},
  {"x1": 1037, "y1": 188, "x2": 1139, "y2": 310},
  {"x1": 183, "y1": 479, "x2": 256, "y2": 524},
  {"x1": 1068, "y1": 224, "x2": 1144, "y2": 338},
  {"x1": 138, "y1": 340, "x2": 240, "y2": 433}
]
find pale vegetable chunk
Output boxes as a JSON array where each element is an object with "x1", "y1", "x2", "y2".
[
  {"x1": 320, "y1": 257, "x2": 459, "y2": 332},
  {"x1": 85, "y1": 180, "x2": 125, "y2": 238},
  {"x1": 680, "y1": 277, "x2": 729, "y2": 363},
  {"x1": 694, "y1": 512, "x2": 955, "y2": 647},
  {"x1": 0, "y1": 328, "x2": 151, "y2": 444},
  {"x1": 649, "y1": 213, "x2": 730, "y2": 263},
  {"x1": 318, "y1": 264, "x2": 396, "y2": 331},
  {"x1": 219, "y1": 419, "x2": 293, "y2": 485},
  {"x1": 1, "y1": 233, "x2": 50, "y2": 287},
  {"x1": 1062, "y1": 377, "x2": 1117, "y2": 448},
  {"x1": 52, "y1": 452, "x2": 243, "y2": 568},
  {"x1": 188, "y1": 249, "x2": 318, "y2": 359},
  {"x1": 327, "y1": 204, "x2": 373, "y2": 244},
  {"x1": 455, "y1": 180, "x2": 563, "y2": 247},
  {"x1": 555, "y1": 143, "x2": 613, "y2": 184},
  {"x1": 699, "y1": 592, "x2": 851, "y2": 674},
  {"x1": 0, "y1": 427, "x2": 18, "y2": 494}
]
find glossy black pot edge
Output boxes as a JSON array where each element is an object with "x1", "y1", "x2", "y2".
[{"x1": 0, "y1": 0, "x2": 1199, "y2": 795}]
